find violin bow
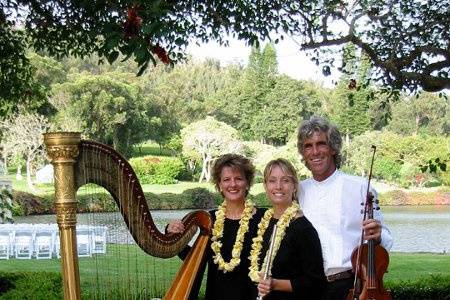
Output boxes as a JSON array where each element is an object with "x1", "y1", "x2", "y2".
[{"x1": 352, "y1": 145, "x2": 377, "y2": 299}]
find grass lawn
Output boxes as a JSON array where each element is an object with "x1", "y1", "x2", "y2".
[
  {"x1": 0, "y1": 244, "x2": 185, "y2": 298},
  {"x1": 1, "y1": 243, "x2": 449, "y2": 299},
  {"x1": 0, "y1": 248, "x2": 450, "y2": 281},
  {"x1": 385, "y1": 252, "x2": 450, "y2": 281},
  {"x1": 132, "y1": 141, "x2": 174, "y2": 158}
]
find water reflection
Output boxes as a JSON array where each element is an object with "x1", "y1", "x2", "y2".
[
  {"x1": 14, "y1": 206, "x2": 450, "y2": 253},
  {"x1": 382, "y1": 205, "x2": 450, "y2": 253},
  {"x1": 14, "y1": 210, "x2": 196, "y2": 245}
]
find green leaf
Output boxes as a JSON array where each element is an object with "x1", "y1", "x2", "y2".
[
  {"x1": 137, "y1": 61, "x2": 149, "y2": 76},
  {"x1": 107, "y1": 51, "x2": 119, "y2": 64}
]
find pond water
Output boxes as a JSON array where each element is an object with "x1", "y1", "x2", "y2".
[
  {"x1": 382, "y1": 205, "x2": 450, "y2": 253},
  {"x1": 14, "y1": 205, "x2": 450, "y2": 253}
]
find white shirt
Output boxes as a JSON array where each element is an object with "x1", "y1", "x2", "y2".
[{"x1": 298, "y1": 170, "x2": 393, "y2": 276}]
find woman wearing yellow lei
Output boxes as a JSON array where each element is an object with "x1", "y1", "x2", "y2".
[
  {"x1": 167, "y1": 154, "x2": 265, "y2": 300},
  {"x1": 250, "y1": 158, "x2": 326, "y2": 300}
]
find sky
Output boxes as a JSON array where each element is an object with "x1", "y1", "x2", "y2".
[{"x1": 186, "y1": 37, "x2": 341, "y2": 88}]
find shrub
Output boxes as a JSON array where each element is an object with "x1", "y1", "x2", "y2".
[
  {"x1": 440, "y1": 170, "x2": 450, "y2": 186},
  {"x1": 252, "y1": 192, "x2": 271, "y2": 208},
  {"x1": 379, "y1": 190, "x2": 408, "y2": 205},
  {"x1": 386, "y1": 275, "x2": 450, "y2": 300},
  {"x1": 149, "y1": 157, "x2": 185, "y2": 185},
  {"x1": 130, "y1": 156, "x2": 186, "y2": 185},
  {"x1": 164, "y1": 134, "x2": 183, "y2": 154},
  {"x1": 434, "y1": 188, "x2": 450, "y2": 205},
  {"x1": 399, "y1": 162, "x2": 420, "y2": 187},
  {"x1": 378, "y1": 188, "x2": 450, "y2": 205},
  {"x1": 0, "y1": 271, "x2": 63, "y2": 299},
  {"x1": 183, "y1": 188, "x2": 220, "y2": 208},
  {"x1": 0, "y1": 188, "x2": 13, "y2": 223},
  {"x1": 145, "y1": 192, "x2": 191, "y2": 210},
  {"x1": 373, "y1": 158, "x2": 402, "y2": 182},
  {"x1": 77, "y1": 192, "x2": 118, "y2": 212},
  {"x1": 129, "y1": 156, "x2": 159, "y2": 184},
  {"x1": 12, "y1": 190, "x2": 49, "y2": 215},
  {"x1": 345, "y1": 131, "x2": 450, "y2": 186}
]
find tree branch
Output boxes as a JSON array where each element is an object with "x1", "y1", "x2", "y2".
[{"x1": 300, "y1": 33, "x2": 450, "y2": 92}]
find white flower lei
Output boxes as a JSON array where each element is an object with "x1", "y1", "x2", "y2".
[
  {"x1": 248, "y1": 201, "x2": 300, "y2": 282},
  {"x1": 211, "y1": 199, "x2": 255, "y2": 272}
]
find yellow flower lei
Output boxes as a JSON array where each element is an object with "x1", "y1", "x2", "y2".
[
  {"x1": 211, "y1": 199, "x2": 255, "y2": 272},
  {"x1": 248, "y1": 201, "x2": 300, "y2": 282}
]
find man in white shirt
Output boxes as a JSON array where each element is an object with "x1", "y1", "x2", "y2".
[{"x1": 296, "y1": 116, "x2": 393, "y2": 300}]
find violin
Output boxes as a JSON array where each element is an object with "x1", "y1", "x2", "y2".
[{"x1": 347, "y1": 146, "x2": 392, "y2": 300}]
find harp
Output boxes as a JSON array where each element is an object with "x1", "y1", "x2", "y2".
[{"x1": 44, "y1": 132, "x2": 211, "y2": 300}]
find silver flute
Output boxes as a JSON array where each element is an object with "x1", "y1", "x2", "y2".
[{"x1": 257, "y1": 224, "x2": 278, "y2": 300}]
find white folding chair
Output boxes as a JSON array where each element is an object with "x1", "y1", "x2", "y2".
[
  {"x1": 14, "y1": 226, "x2": 35, "y2": 259},
  {"x1": 76, "y1": 225, "x2": 92, "y2": 257},
  {"x1": 34, "y1": 225, "x2": 55, "y2": 259},
  {"x1": 91, "y1": 226, "x2": 107, "y2": 254},
  {"x1": 54, "y1": 232, "x2": 61, "y2": 258},
  {"x1": 0, "y1": 227, "x2": 13, "y2": 259},
  {"x1": 48, "y1": 224, "x2": 60, "y2": 258}
]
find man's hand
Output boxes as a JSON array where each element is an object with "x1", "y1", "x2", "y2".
[{"x1": 363, "y1": 219, "x2": 382, "y2": 243}]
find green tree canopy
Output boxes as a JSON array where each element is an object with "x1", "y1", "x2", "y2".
[
  {"x1": 234, "y1": 43, "x2": 278, "y2": 141},
  {"x1": 331, "y1": 44, "x2": 372, "y2": 139},
  {"x1": 1, "y1": 0, "x2": 447, "y2": 117},
  {"x1": 0, "y1": 26, "x2": 46, "y2": 117},
  {"x1": 387, "y1": 92, "x2": 450, "y2": 136},
  {"x1": 51, "y1": 72, "x2": 148, "y2": 157}
]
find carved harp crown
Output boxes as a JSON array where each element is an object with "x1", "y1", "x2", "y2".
[{"x1": 44, "y1": 132, "x2": 211, "y2": 300}]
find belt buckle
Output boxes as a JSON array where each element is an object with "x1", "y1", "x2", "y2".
[{"x1": 326, "y1": 270, "x2": 352, "y2": 282}]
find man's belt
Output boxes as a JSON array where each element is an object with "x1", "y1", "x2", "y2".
[{"x1": 326, "y1": 270, "x2": 354, "y2": 282}]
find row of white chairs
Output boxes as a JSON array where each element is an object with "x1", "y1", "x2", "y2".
[{"x1": 0, "y1": 224, "x2": 107, "y2": 260}]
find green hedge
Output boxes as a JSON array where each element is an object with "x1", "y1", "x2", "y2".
[
  {"x1": 0, "y1": 272, "x2": 62, "y2": 300},
  {"x1": 75, "y1": 188, "x2": 221, "y2": 211},
  {"x1": 11, "y1": 186, "x2": 450, "y2": 216},
  {"x1": 11, "y1": 191, "x2": 51, "y2": 215},
  {"x1": 129, "y1": 156, "x2": 185, "y2": 184},
  {"x1": 1, "y1": 272, "x2": 448, "y2": 300},
  {"x1": 145, "y1": 188, "x2": 221, "y2": 209},
  {"x1": 252, "y1": 192, "x2": 271, "y2": 207},
  {"x1": 379, "y1": 187, "x2": 450, "y2": 205},
  {"x1": 129, "y1": 156, "x2": 158, "y2": 184},
  {"x1": 386, "y1": 275, "x2": 450, "y2": 300}
]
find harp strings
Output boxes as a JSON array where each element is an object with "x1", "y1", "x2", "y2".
[{"x1": 77, "y1": 143, "x2": 182, "y2": 299}]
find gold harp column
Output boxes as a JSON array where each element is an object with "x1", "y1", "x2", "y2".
[{"x1": 44, "y1": 132, "x2": 81, "y2": 300}]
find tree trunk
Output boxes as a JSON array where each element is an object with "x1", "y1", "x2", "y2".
[
  {"x1": 26, "y1": 157, "x2": 37, "y2": 193},
  {"x1": 199, "y1": 157, "x2": 208, "y2": 183},
  {"x1": 205, "y1": 160, "x2": 211, "y2": 182},
  {"x1": 2, "y1": 151, "x2": 7, "y2": 175},
  {"x1": 16, "y1": 165, "x2": 23, "y2": 180}
]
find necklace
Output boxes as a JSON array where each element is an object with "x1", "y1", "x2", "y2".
[
  {"x1": 211, "y1": 199, "x2": 255, "y2": 272},
  {"x1": 248, "y1": 201, "x2": 300, "y2": 282}
]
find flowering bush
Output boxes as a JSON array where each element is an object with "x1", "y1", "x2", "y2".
[{"x1": 0, "y1": 188, "x2": 14, "y2": 223}]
